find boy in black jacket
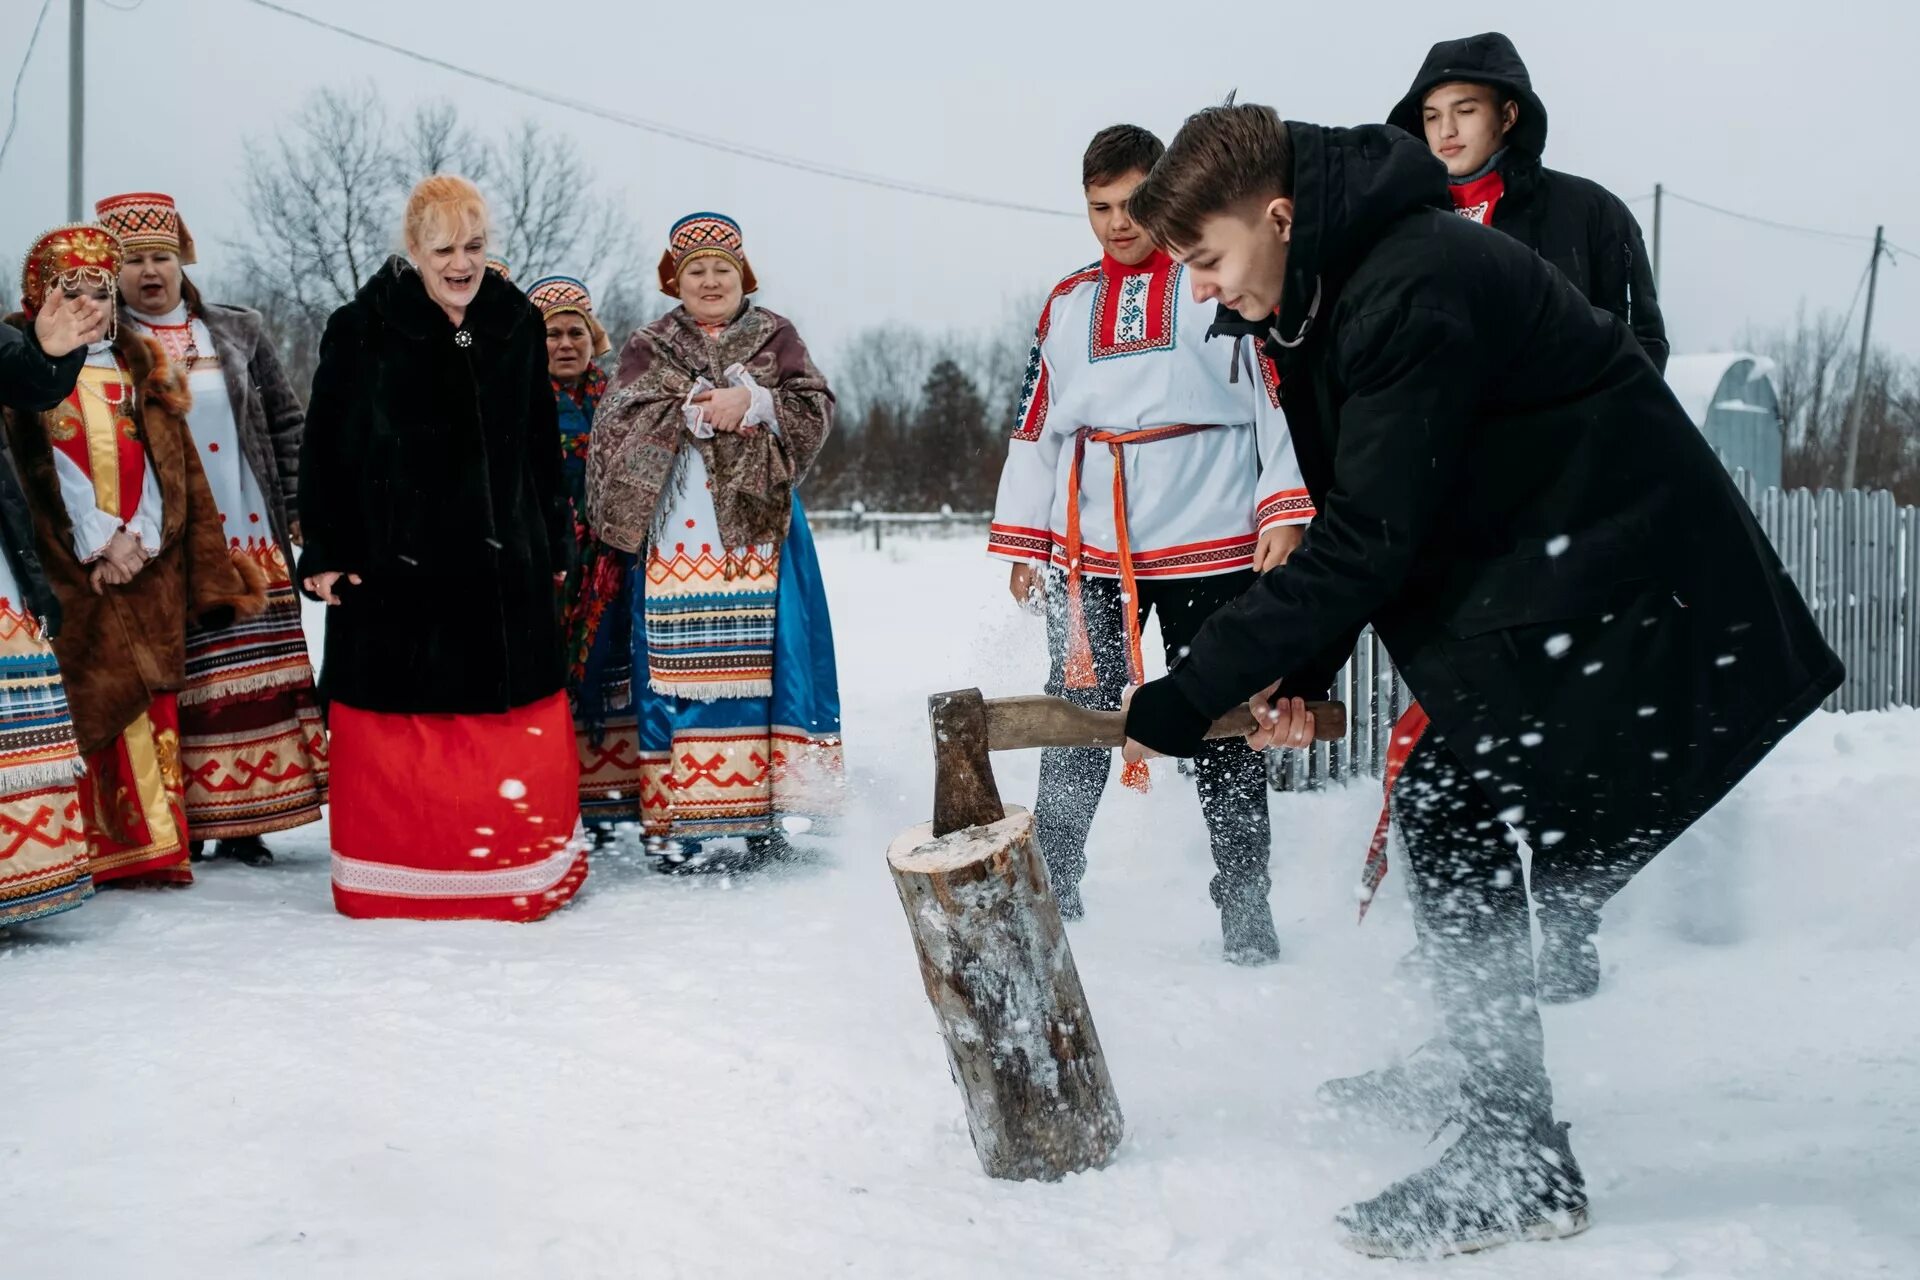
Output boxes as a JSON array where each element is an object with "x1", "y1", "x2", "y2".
[
  {"x1": 1120, "y1": 103, "x2": 1839, "y2": 1258},
  {"x1": 1391, "y1": 30, "x2": 1666, "y2": 371}
]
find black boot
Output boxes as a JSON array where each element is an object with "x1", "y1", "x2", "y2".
[
  {"x1": 213, "y1": 836, "x2": 274, "y2": 867},
  {"x1": 1315, "y1": 1037, "x2": 1466, "y2": 1130},
  {"x1": 649, "y1": 838, "x2": 705, "y2": 874},
  {"x1": 1537, "y1": 918, "x2": 1602, "y2": 1005},
  {"x1": 1219, "y1": 889, "x2": 1279, "y2": 966},
  {"x1": 1336, "y1": 1113, "x2": 1589, "y2": 1258},
  {"x1": 188, "y1": 840, "x2": 207, "y2": 863},
  {"x1": 741, "y1": 832, "x2": 788, "y2": 870}
]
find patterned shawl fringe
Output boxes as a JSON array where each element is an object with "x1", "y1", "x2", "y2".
[
  {"x1": 176, "y1": 665, "x2": 314, "y2": 708},
  {"x1": 0, "y1": 756, "x2": 86, "y2": 792},
  {"x1": 648, "y1": 676, "x2": 774, "y2": 704}
]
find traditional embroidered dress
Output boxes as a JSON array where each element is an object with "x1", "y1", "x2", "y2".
[
  {"x1": 62, "y1": 344, "x2": 193, "y2": 882},
  {"x1": 125, "y1": 301, "x2": 328, "y2": 840},
  {"x1": 99, "y1": 191, "x2": 328, "y2": 845},
  {"x1": 989, "y1": 249, "x2": 1315, "y2": 696},
  {"x1": 589, "y1": 214, "x2": 842, "y2": 844},
  {"x1": 3, "y1": 225, "x2": 263, "y2": 889},
  {"x1": 0, "y1": 562, "x2": 89, "y2": 924},
  {"x1": 529, "y1": 274, "x2": 640, "y2": 831}
]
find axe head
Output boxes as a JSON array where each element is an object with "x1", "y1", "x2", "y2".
[{"x1": 930, "y1": 689, "x2": 1006, "y2": 837}]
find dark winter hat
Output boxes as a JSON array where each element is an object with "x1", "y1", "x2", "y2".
[{"x1": 1388, "y1": 32, "x2": 1549, "y2": 161}]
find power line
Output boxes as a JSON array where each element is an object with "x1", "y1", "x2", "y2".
[
  {"x1": 238, "y1": 0, "x2": 1077, "y2": 220},
  {"x1": 1663, "y1": 189, "x2": 1876, "y2": 247},
  {"x1": 0, "y1": 0, "x2": 54, "y2": 175}
]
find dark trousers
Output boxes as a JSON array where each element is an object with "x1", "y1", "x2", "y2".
[
  {"x1": 1035, "y1": 569, "x2": 1271, "y2": 907},
  {"x1": 1396, "y1": 734, "x2": 1676, "y2": 1123}
]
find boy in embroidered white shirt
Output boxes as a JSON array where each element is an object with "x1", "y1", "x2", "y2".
[{"x1": 987, "y1": 125, "x2": 1314, "y2": 963}]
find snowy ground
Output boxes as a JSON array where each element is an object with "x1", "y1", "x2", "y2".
[{"x1": 5, "y1": 532, "x2": 1918, "y2": 1279}]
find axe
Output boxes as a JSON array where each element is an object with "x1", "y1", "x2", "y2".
[{"x1": 929, "y1": 688, "x2": 1348, "y2": 837}]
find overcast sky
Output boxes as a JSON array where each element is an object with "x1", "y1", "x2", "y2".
[{"x1": 3, "y1": 0, "x2": 1917, "y2": 374}]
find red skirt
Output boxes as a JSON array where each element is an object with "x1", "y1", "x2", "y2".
[
  {"x1": 81, "y1": 694, "x2": 193, "y2": 886},
  {"x1": 328, "y1": 692, "x2": 588, "y2": 922}
]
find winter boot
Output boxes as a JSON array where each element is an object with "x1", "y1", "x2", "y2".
[
  {"x1": 1315, "y1": 1037, "x2": 1467, "y2": 1130},
  {"x1": 213, "y1": 837, "x2": 274, "y2": 867},
  {"x1": 1536, "y1": 921, "x2": 1602, "y2": 1005},
  {"x1": 1336, "y1": 1113, "x2": 1589, "y2": 1258},
  {"x1": 649, "y1": 838, "x2": 706, "y2": 874},
  {"x1": 1219, "y1": 892, "x2": 1280, "y2": 966},
  {"x1": 742, "y1": 832, "x2": 789, "y2": 870}
]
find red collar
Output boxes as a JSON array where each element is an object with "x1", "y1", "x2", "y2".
[
  {"x1": 1102, "y1": 247, "x2": 1172, "y2": 277},
  {"x1": 1449, "y1": 169, "x2": 1506, "y2": 224}
]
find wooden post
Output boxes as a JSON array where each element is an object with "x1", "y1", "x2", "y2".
[{"x1": 889, "y1": 807, "x2": 1125, "y2": 1181}]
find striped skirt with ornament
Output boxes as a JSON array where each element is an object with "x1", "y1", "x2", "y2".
[
  {"x1": 635, "y1": 494, "x2": 843, "y2": 842},
  {"x1": 179, "y1": 541, "x2": 328, "y2": 839},
  {"x1": 0, "y1": 590, "x2": 90, "y2": 925}
]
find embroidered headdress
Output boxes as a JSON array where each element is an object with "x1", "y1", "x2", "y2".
[
  {"x1": 20, "y1": 223, "x2": 124, "y2": 319},
  {"x1": 657, "y1": 211, "x2": 758, "y2": 297},
  {"x1": 93, "y1": 191, "x2": 197, "y2": 264},
  {"x1": 527, "y1": 274, "x2": 612, "y2": 357}
]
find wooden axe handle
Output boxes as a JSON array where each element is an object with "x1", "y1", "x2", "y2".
[{"x1": 983, "y1": 694, "x2": 1347, "y2": 751}]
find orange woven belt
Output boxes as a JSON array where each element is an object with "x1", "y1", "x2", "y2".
[{"x1": 1061, "y1": 422, "x2": 1219, "y2": 791}]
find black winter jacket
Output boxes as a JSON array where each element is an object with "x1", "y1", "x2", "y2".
[
  {"x1": 297, "y1": 259, "x2": 570, "y2": 715},
  {"x1": 0, "y1": 321, "x2": 81, "y2": 633},
  {"x1": 1127, "y1": 123, "x2": 1840, "y2": 839},
  {"x1": 1389, "y1": 31, "x2": 1668, "y2": 371}
]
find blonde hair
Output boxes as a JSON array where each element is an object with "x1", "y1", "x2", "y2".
[{"x1": 403, "y1": 174, "x2": 490, "y2": 254}]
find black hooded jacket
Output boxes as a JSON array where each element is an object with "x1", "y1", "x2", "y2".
[
  {"x1": 1126, "y1": 123, "x2": 1839, "y2": 841},
  {"x1": 296, "y1": 259, "x2": 570, "y2": 715},
  {"x1": 0, "y1": 322, "x2": 80, "y2": 634},
  {"x1": 1389, "y1": 31, "x2": 1667, "y2": 372}
]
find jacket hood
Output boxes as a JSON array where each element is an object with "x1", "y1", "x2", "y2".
[
  {"x1": 1387, "y1": 31, "x2": 1549, "y2": 162},
  {"x1": 1268, "y1": 122, "x2": 1450, "y2": 346}
]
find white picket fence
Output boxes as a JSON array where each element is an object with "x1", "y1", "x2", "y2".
[
  {"x1": 1276, "y1": 475, "x2": 1919, "y2": 789},
  {"x1": 1737, "y1": 475, "x2": 1919, "y2": 714}
]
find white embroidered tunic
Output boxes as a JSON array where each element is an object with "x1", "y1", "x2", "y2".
[
  {"x1": 988, "y1": 250, "x2": 1313, "y2": 579},
  {"x1": 126, "y1": 303, "x2": 272, "y2": 557}
]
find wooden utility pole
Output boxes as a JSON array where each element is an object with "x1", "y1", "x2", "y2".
[
  {"x1": 66, "y1": 0, "x2": 83, "y2": 220},
  {"x1": 1841, "y1": 226, "x2": 1887, "y2": 492},
  {"x1": 1651, "y1": 183, "x2": 1663, "y2": 287}
]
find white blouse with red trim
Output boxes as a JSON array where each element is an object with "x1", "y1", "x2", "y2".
[{"x1": 987, "y1": 251, "x2": 1313, "y2": 580}]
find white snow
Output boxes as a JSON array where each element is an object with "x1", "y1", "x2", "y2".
[{"x1": 4, "y1": 532, "x2": 1917, "y2": 1278}]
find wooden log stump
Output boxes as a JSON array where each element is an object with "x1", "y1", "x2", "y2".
[{"x1": 889, "y1": 806, "x2": 1125, "y2": 1181}]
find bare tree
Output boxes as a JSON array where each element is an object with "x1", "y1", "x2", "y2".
[
  {"x1": 398, "y1": 100, "x2": 492, "y2": 190},
  {"x1": 233, "y1": 84, "x2": 399, "y2": 327},
  {"x1": 832, "y1": 327, "x2": 934, "y2": 422},
  {"x1": 1743, "y1": 306, "x2": 1920, "y2": 500},
  {"x1": 226, "y1": 83, "x2": 657, "y2": 391}
]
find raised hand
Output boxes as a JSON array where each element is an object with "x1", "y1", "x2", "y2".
[{"x1": 34, "y1": 292, "x2": 109, "y2": 358}]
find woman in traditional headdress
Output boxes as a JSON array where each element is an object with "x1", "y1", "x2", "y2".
[
  {"x1": 588, "y1": 213, "x2": 842, "y2": 869},
  {"x1": 298, "y1": 175, "x2": 588, "y2": 921},
  {"x1": 0, "y1": 244, "x2": 110, "y2": 923},
  {"x1": 97, "y1": 191, "x2": 327, "y2": 867},
  {"x1": 529, "y1": 274, "x2": 639, "y2": 840},
  {"x1": 2, "y1": 224, "x2": 261, "y2": 887}
]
